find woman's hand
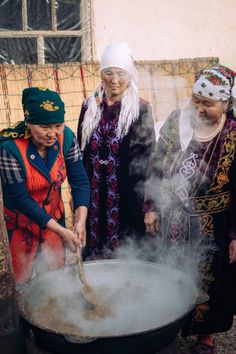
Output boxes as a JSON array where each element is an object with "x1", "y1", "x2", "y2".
[
  {"x1": 144, "y1": 211, "x2": 159, "y2": 235},
  {"x1": 229, "y1": 240, "x2": 236, "y2": 264},
  {"x1": 74, "y1": 206, "x2": 88, "y2": 248},
  {"x1": 46, "y1": 218, "x2": 80, "y2": 252},
  {"x1": 74, "y1": 220, "x2": 86, "y2": 248},
  {"x1": 59, "y1": 228, "x2": 81, "y2": 252},
  {"x1": 46, "y1": 206, "x2": 88, "y2": 251}
]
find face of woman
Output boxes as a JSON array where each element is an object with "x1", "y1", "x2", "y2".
[
  {"x1": 28, "y1": 123, "x2": 64, "y2": 148},
  {"x1": 191, "y1": 94, "x2": 228, "y2": 126},
  {"x1": 101, "y1": 67, "x2": 130, "y2": 100}
]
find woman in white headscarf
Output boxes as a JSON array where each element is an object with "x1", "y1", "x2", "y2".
[
  {"x1": 77, "y1": 42, "x2": 156, "y2": 260},
  {"x1": 148, "y1": 65, "x2": 236, "y2": 354}
]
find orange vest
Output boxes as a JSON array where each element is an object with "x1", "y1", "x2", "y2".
[{"x1": 5, "y1": 136, "x2": 67, "y2": 284}]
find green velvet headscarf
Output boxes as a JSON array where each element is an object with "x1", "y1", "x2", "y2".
[{"x1": 0, "y1": 87, "x2": 65, "y2": 141}]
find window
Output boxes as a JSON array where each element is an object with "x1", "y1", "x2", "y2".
[
  {"x1": 27, "y1": 0, "x2": 52, "y2": 30},
  {"x1": 0, "y1": 0, "x2": 22, "y2": 30},
  {"x1": 0, "y1": 0, "x2": 92, "y2": 64},
  {"x1": 0, "y1": 38, "x2": 37, "y2": 64},
  {"x1": 57, "y1": 0, "x2": 81, "y2": 30},
  {"x1": 44, "y1": 36, "x2": 82, "y2": 63}
]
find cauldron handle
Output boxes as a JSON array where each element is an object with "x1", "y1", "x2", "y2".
[{"x1": 64, "y1": 334, "x2": 97, "y2": 344}]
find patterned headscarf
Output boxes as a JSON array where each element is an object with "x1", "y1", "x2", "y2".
[
  {"x1": 81, "y1": 42, "x2": 140, "y2": 151},
  {"x1": 0, "y1": 87, "x2": 65, "y2": 141},
  {"x1": 180, "y1": 65, "x2": 236, "y2": 152},
  {"x1": 192, "y1": 65, "x2": 236, "y2": 101}
]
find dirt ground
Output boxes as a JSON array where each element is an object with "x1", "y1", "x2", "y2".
[
  {"x1": 178, "y1": 317, "x2": 236, "y2": 353},
  {"x1": 26, "y1": 317, "x2": 236, "y2": 354}
]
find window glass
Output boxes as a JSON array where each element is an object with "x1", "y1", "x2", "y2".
[
  {"x1": 44, "y1": 36, "x2": 82, "y2": 63},
  {"x1": 0, "y1": 1, "x2": 84, "y2": 64},
  {"x1": 57, "y1": 0, "x2": 81, "y2": 30},
  {"x1": 0, "y1": 38, "x2": 37, "y2": 64},
  {"x1": 0, "y1": 0, "x2": 22, "y2": 30},
  {"x1": 27, "y1": 0, "x2": 52, "y2": 30}
]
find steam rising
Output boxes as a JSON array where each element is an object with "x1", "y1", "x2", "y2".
[
  {"x1": 20, "y1": 79, "x2": 209, "y2": 339},
  {"x1": 21, "y1": 259, "x2": 198, "y2": 338}
]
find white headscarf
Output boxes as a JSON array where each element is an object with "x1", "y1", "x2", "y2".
[
  {"x1": 81, "y1": 42, "x2": 140, "y2": 150},
  {"x1": 179, "y1": 99, "x2": 194, "y2": 151},
  {"x1": 100, "y1": 42, "x2": 135, "y2": 76}
]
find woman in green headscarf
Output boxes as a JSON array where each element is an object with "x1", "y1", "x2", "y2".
[{"x1": 0, "y1": 87, "x2": 90, "y2": 285}]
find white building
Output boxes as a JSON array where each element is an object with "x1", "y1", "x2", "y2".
[{"x1": 0, "y1": 0, "x2": 235, "y2": 69}]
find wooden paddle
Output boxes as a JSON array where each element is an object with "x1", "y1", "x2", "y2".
[{"x1": 75, "y1": 243, "x2": 101, "y2": 307}]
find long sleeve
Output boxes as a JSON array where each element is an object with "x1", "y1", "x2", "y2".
[
  {"x1": 0, "y1": 146, "x2": 52, "y2": 228},
  {"x1": 144, "y1": 110, "x2": 179, "y2": 211},
  {"x1": 228, "y1": 158, "x2": 236, "y2": 239},
  {"x1": 129, "y1": 101, "x2": 156, "y2": 184},
  {"x1": 65, "y1": 137, "x2": 90, "y2": 210},
  {"x1": 0, "y1": 136, "x2": 90, "y2": 228},
  {"x1": 77, "y1": 101, "x2": 87, "y2": 149}
]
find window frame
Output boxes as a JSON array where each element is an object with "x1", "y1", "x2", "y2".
[{"x1": 0, "y1": 0, "x2": 93, "y2": 64}]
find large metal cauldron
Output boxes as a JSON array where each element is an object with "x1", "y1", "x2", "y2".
[{"x1": 19, "y1": 260, "x2": 201, "y2": 354}]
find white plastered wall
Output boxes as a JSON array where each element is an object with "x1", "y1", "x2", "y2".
[{"x1": 93, "y1": 0, "x2": 236, "y2": 71}]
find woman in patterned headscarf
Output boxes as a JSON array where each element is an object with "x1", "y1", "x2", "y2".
[
  {"x1": 148, "y1": 65, "x2": 236, "y2": 354},
  {"x1": 77, "y1": 42, "x2": 156, "y2": 260},
  {"x1": 0, "y1": 87, "x2": 90, "y2": 285}
]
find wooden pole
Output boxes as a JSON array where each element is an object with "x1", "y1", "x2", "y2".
[{"x1": 0, "y1": 179, "x2": 25, "y2": 353}]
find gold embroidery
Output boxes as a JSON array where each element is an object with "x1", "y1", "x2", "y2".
[
  {"x1": 194, "y1": 214, "x2": 216, "y2": 322},
  {"x1": 1, "y1": 131, "x2": 19, "y2": 138},
  {"x1": 210, "y1": 127, "x2": 236, "y2": 192},
  {"x1": 185, "y1": 192, "x2": 230, "y2": 215},
  {"x1": 201, "y1": 214, "x2": 214, "y2": 235},
  {"x1": 194, "y1": 303, "x2": 209, "y2": 322},
  {"x1": 163, "y1": 121, "x2": 178, "y2": 171},
  {"x1": 202, "y1": 270, "x2": 215, "y2": 284},
  {"x1": 40, "y1": 100, "x2": 59, "y2": 112},
  {"x1": 24, "y1": 110, "x2": 30, "y2": 118}
]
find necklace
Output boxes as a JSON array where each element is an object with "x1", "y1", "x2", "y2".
[{"x1": 194, "y1": 114, "x2": 226, "y2": 142}]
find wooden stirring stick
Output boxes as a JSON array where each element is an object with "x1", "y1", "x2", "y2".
[{"x1": 75, "y1": 242, "x2": 101, "y2": 307}]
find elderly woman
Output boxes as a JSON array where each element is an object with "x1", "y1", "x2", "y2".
[
  {"x1": 148, "y1": 65, "x2": 236, "y2": 354},
  {"x1": 0, "y1": 87, "x2": 90, "y2": 285},
  {"x1": 77, "y1": 42, "x2": 156, "y2": 259}
]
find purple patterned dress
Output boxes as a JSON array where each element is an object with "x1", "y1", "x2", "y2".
[
  {"x1": 89, "y1": 102, "x2": 121, "y2": 257},
  {"x1": 78, "y1": 98, "x2": 155, "y2": 259}
]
